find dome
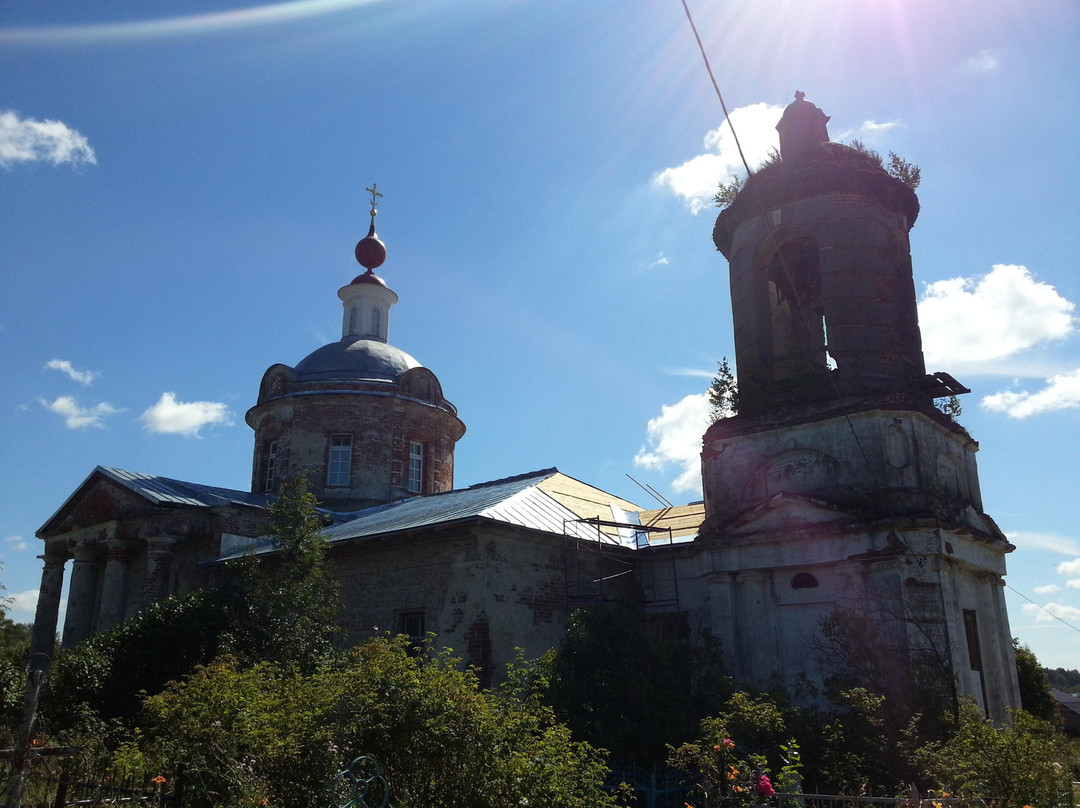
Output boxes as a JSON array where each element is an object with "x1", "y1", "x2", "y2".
[{"x1": 293, "y1": 336, "x2": 422, "y2": 383}]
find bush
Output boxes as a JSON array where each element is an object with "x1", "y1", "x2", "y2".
[{"x1": 136, "y1": 637, "x2": 614, "y2": 808}]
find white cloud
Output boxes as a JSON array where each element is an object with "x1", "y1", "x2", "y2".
[
  {"x1": 141, "y1": 392, "x2": 232, "y2": 436},
  {"x1": 1066, "y1": 579, "x2": 1080, "y2": 589},
  {"x1": 3, "y1": 589, "x2": 60, "y2": 625},
  {"x1": 646, "y1": 254, "x2": 670, "y2": 271},
  {"x1": 981, "y1": 368, "x2": 1080, "y2": 418},
  {"x1": 0, "y1": 110, "x2": 96, "y2": 168},
  {"x1": 918, "y1": 264, "x2": 1075, "y2": 369},
  {"x1": 1021, "y1": 601, "x2": 1080, "y2": 623},
  {"x1": 834, "y1": 119, "x2": 900, "y2": 144},
  {"x1": 1009, "y1": 531, "x2": 1080, "y2": 556},
  {"x1": 45, "y1": 358, "x2": 99, "y2": 385},
  {"x1": 654, "y1": 103, "x2": 784, "y2": 214},
  {"x1": 965, "y1": 49, "x2": 1000, "y2": 72},
  {"x1": 3, "y1": 535, "x2": 29, "y2": 553},
  {"x1": 41, "y1": 395, "x2": 123, "y2": 429},
  {"x1": 634, "y1": 392, "x2": 711, "y2": 494},
  {"x1": 1033, "y1": 584, "x2": 1062, "y2": 595},
  {"x1": 1057, "y1": 558, "x2": 1080, "y2": 578}
]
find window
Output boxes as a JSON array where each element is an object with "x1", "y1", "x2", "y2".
[
  {"x1": 327, "y1": 434, "x2": 352, "y2": 487},
  {"x1": 791, "y1": 572, "x2": 819, "y2": 589},
  {"x1": 348, "y1": 306, "x2": 358, "y2": 335},
  {"x1": 398, "y1": 611, "x2": 425, "y2": 655},
  {"x1": 265, "y1": 441, "x2": 279, "y2": 492},
  {"x1": 408, "y1": 442, "x2": 423, "y2": 493},
  {"x1": 369, "y1": 306, "x2": 381, "y2": 337}
]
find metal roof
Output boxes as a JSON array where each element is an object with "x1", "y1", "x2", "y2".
[
  {"x1": 98, "y1": 467, "x2": 271, "y2": 509},
  {"x1": 207, "y1": 468, "x2": 611, "y2": 563},
  {"x1": 319, "y1": 468, "x2": 607, "y2": 544}
]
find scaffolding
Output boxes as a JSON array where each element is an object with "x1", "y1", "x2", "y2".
[{"x1": 561, "y1": 515, "x2": 681, "y2": 616}]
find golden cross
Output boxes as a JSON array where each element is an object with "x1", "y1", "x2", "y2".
[{"x1": 365, "y1": 183, "x2": 384, "y2": 217}]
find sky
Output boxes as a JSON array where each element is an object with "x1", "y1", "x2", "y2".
[{"x1": 1, "y1": 0, "x2": 1078, "y2": 670}]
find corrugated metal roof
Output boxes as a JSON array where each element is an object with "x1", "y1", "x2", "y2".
[
  {"x1": 98, "y1": 467, "x2": 270, "y2": 509},
  {"x1": 320, "y1": 468, "x2": 603, "y2": 544},
  {"x1": 207, "y1": 468, "x2": 612, "y2": 563}
]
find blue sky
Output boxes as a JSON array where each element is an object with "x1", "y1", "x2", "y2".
[{"x1": 2, "y1": 0, "x2": 1078, "y2": 670}]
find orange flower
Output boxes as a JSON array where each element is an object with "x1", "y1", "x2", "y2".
[
  {"x1": 726, "y1": 766, "x2": 739, "y2": 781},
  {"x1": 733, "y1": 785, "x2": 745, "y2": 794},
  {"x1": 151, "y1": 776, "x2": 167, "y2": 785}
]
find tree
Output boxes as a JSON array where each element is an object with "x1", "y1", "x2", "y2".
[
  {"x1": 223, "y1": 474, "x2": 341, "y2": 670},
  {"x1": 545, "y1": 605, "x2": 730, "y2": 768},
  {"x1": 915, "y1": 700, "x2": 1077, "y2": 808},
  {"x1": 708, "y1": 358, "x2": 739, "y2": 421},
  {"x1": 134, "y1": 638, "x2": 615, "y2": 808},
  {"x1": 1013, "y1": 638, "x2": 1058, "y2": 722}
]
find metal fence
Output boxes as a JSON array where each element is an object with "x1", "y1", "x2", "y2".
[{"x1": 1, "y1": 747, "x2": 184, "y2": 808}]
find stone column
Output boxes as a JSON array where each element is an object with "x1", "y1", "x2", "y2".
[
  {"x1": 61, "y1": 546, "x2": 99, "y2": 647},
  {"x1": 96, "y1": 539, "x2": 133, "y2": 631},
  {"x1": 28, "y1": 551, "x2": 68, "y2": 667},
  {"x1": 142, "y1": 537, "x2": 179, "y2": 606}
]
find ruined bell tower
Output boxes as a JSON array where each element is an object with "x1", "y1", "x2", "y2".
[{"x1": 698, "y1": 93, "x2": 1020, "y2": 721}]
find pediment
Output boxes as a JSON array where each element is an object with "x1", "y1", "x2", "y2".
[
  {"x1": 39, "y1": 468, "x2": 175, "y2": 538},
  {"x1": 724, "y1": 492, "x2": 849, "y2": 536}
]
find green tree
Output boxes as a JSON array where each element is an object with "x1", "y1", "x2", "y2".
[
  {"x1": 40, "y1": 589, "x2": 230, "y2": 733},
  {"x1": 915, "y1": 700, "x2": 1077, "y2": 808},
  {"x1": 135, "y1": 638, "x2": 614, "y2": 808},
  {"x1": 708, "y1": 358, "x2": 739, "y2": 421},
  {"x1": 0, "y1": 602, "x2": 32, "y2": 745},
  {"x1": 223, "y1": 474, "x2": 341, "y2": 670},
  {"x1": 1013, "y1": 638, "x2": 1057, "y2": 722},
  {"x1": 545, "y1": 605, "x2": 730, "y2": 768}
]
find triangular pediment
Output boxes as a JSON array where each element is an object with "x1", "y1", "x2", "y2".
[
  {"x1": 724, "y1": 492, "x2": 850, "y2": 536},
  {"x1": 38, "y1": 468, "x2": 166, "y2": 537}
]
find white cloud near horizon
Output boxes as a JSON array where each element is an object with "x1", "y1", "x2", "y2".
[
  {"x1": 1009, "y1": 531, "x2": 1080, "y2": 556},
  {"x1": 1021, "y1": 601, "x2": 1080, "y2": 624},
  {"x1": 3, "y1": 535, "x2": 29, "y2": 553},
  {"x1": 634, "y1": 392, "x2": 711, "y2": 494},
  {"x1": 41, "y1": 396, "x2": 123, "y2": 429},
  {"x1": 1058, "y1": 558, "x2": 1080, "y2": 578},
  {"x1": 0, "y1": 110, "x2": 96, "y2": 168},
  {"x1": 982, "y1": 368, "x2": 1080, "y2": 418},
  {"x1": 141, "y1": 392, "x2": 232, "y2": 436},
  {"x1": 45, "y1": 358, "x2": 99, "y2": 385},
  {"x1": 6, "y1": 589, "x2": 44, "y2": 620},
  {"x1": 917, "y1": 264, "x2": 1080, "y2": 417},
  {"x1": 1033, "y1": 584, "x2": 1062, "y2": 595},
  {"x1": 654, "y1": 103, "x2": 784, "y2": 214},
  {"x1": 918, "y1": 264, "x2": 1075, "y2": 368}
]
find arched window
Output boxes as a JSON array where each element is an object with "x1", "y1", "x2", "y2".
[
  {"x1": 369, "y1": 306, "x2": 382, "y2": 337},
  {"x1": 348, "y1": 307, "x2": 358, "y2": 335},
  {"x1": 767, "y1": 236, "x2": 826, "y2": 372},
  {"x1": 791, "y1": 572, "x2": 819, "y2": 589}
]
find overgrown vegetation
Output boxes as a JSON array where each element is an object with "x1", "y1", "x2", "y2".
[
  {"x1": 714, "y1": 140, "x2": 920, "y2": 210},
  {"x1": 8, "y1": 481, "x2": 1080, "y2": 807}
]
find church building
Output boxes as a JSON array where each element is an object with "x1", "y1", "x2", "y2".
[{"x1": 29, "y1": 97, "x2": 1021, "y2": 718}]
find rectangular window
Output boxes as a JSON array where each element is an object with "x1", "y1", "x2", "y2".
[
  {"x1": 327, "y1": 434, "x2": 352, "y2": 487},
  {"x1": 265, "y1": 441, "x2": 278, "y2": 492},
  {"x1": 408, "y1": 441, "x2": 423, "y2": 493},
  {"x1": 398, "y1": 611, "x2": 425, "y2": 654}
]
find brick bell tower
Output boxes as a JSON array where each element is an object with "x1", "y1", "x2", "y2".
[
  {"x1": 698, "y1": 94, "x2": 1019, "y2": 721},
  {"x1": 246, "y1": 186, "x2": 465, "y2": 510}
]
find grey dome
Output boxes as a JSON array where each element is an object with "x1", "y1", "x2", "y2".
[{"x1": 293, "y1": 336, "x2": 421, "y2": 383}]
